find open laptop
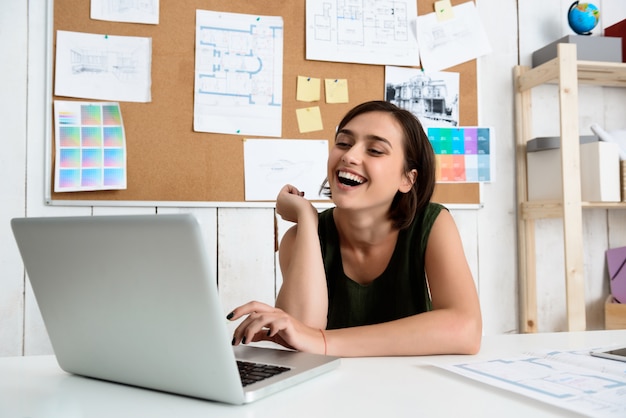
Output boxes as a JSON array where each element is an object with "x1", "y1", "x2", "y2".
[{"x1": 11, "y1": 213, "x2": 339, "y2": 405}]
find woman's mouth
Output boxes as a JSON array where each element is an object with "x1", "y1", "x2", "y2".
[{"x1": 337, "y1": 170, "x2": 366, "y2": 187}]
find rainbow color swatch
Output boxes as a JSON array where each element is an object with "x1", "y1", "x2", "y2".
[
  {"x1": 427, "y1": 127, "x2": 494, "y2": 183},
  {"x1": 54, "y1": 101, "x2": 127, "y2": 192}
]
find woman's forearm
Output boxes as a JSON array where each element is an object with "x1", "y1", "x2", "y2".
[{"x1": 275, "y1": 212, "x2": 328, "y2": 329}]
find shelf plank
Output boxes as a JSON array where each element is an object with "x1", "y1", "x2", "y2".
[
  {"x1": 516, "y1": 56, "x2": 626, "y2": 91},
  {"x1": 521, "y1": 201, "x2": 626, "y2": 219}
]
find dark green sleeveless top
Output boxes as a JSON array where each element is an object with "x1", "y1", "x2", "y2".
[{"x1": 318, "y1": 203, "x2": 444, "y2": 330}]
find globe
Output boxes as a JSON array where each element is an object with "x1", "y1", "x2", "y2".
[{"x1": 568, "y1": 2, "x2": 600, "y2": 35}]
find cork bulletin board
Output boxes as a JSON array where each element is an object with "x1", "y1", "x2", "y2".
[{"x1": 47, "y1": 0, "x2": 480, "y2": 205}]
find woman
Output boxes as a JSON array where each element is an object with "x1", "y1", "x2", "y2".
[{"x1": 228, "y1": 101, "x2": 482, "y2": 357}]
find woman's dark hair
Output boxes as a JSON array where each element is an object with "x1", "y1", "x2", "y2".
[{"x1": 320, "y1": 100, "x2": 436, "y2": 230}]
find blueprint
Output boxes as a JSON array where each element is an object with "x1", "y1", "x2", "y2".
[
  {"x1": 440, "y1": 349, "x2": 626, "y2": 417},
  {"x1": 305, "y1": 0, "x2": 419, "y2": 66},
  {"x1": 194, "y1": 10, "x2": 284, "y2": 137}
]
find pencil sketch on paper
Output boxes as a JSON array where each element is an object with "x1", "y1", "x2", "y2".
[
  {"x1": 55, "y1": 30, "x2": 152, "y2": 102},
  {"x1": 259, "y1": 159, "x2": 315, "y2": 183},
  {"x1": 91, "y1": 0, "x2": 160, "y2": 24},
  {"x1": 306, "y1": 0, "x2": 419, "y2": 66},
  {"x1": 243, "y1": 139, "x2": 329, "y2": 201}
]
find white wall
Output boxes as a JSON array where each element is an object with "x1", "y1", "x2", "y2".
[{"x1": 2, "y1": 0, "x2": 625, "y2": 357}]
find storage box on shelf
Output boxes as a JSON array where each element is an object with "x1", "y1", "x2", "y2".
[
  {"x1": 605, "y1": 19, "x2": 626, "y2": 64},
  {"x1": 605, "y1": 295, "x2": 626, "y2": 330},
  {"x1": 526, "y1": 136, "x2": 621, "y2": 202},
  {"x1": 532, "y1": 35, "x2": 622, "y2": 67}
]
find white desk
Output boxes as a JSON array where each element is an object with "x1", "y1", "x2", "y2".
[{"x1": 2, "y1": 330, "x2": 625, "y2": 418}]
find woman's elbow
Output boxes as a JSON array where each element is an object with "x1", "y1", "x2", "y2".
[{"x1": 457, "y1": 313, "x2": 482, "y2": 355}]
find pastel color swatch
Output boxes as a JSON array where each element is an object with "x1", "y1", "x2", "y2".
[
  {"x1": 428, "y1": 127, "x2": 494, "y2": 183},
  {"x1": 81, "y1": 127, "x2": 103, "y2": 147},
  {"x1": 81, "y1": 104, "x2": 102, "y2": 125},
  {"x1": 54, "y1": 100, "x2": 127, "y2": 192},
  {"x1": 59, "y1": 127, "x2": 81, "y2": 147}
]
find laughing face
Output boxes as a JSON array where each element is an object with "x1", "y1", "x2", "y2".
[{"x1": 327, "y1": 111, "x2": 416, "y2": 213}]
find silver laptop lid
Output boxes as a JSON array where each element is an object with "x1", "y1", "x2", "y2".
[{"x1": 12, "y1": 214, "x2": 246, "y2": 404}]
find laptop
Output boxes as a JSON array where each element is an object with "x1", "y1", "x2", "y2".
[{"x1": 11, "y1": 213, "x2": 339, "y2": 405}]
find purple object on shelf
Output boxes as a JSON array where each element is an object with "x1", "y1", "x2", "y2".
[{"x1": 607, "y1": 246, "x2": 626, "y2": 303}]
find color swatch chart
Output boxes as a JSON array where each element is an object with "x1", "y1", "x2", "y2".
[
  {"x1": 427, "y1": 127, "x2": 494, "y2": 182},
  {"x1": 54, "y1": 101, "x2": 127, "y2": 192}
]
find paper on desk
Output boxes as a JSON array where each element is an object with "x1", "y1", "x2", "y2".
[{"x1": 439, "y1": 349, "x2": 626, "y2": 418}]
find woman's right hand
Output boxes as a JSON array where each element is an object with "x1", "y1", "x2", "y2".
[{"x1": 275, "y1": 184, "x2": 316, "y2": 224}]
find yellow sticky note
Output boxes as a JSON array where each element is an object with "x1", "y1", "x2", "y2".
[
  {"x1": 325, "y1": 78, "x2": 349, "y2": 103},
  {"x1": 297, "y1": 76, "x2": 321, "y2": 102},
  {"x1": 434, "y1": 0, "x2": 454, "y2": 21},
  {"x1": 296, "y1": 106, "x2": 323, "y2": 133}
]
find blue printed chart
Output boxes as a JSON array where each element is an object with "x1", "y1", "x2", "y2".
[
  {"x1": 54, "y1": 101, "x2": 127, "y2": 192},
  {"x1": 427, "y1": 127, "x2": 494, "y2": 182}
]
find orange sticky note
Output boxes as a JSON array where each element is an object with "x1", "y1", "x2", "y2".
[
  {"x1": 296, "y1": 106, "x2": 323, "y2": 133},
  {"x1": 325, "y1": 78, "x2": 349, "y2": 103},
  {"x1": 297, "y1": 76, "x2": 321, "y2": 102}
]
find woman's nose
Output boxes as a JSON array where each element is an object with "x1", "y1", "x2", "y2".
[{"x1": 341, "y1": 146, "x2": 361, "y2": 165}]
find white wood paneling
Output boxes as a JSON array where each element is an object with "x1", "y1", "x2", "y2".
[
  {"x1": 475, "y1": 0, "x2": 519, "y2": 334},
  {"x1": 4, "y1": 0, "x2": 626, "y2": 357},
  {"x1": 0, "y1": 0, "x2": 28, "y2": 356},
  {"x1": 217, "y1": 208, "x2": 277, "y2": 336}
]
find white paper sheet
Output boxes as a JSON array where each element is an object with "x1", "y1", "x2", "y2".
[
  {"x1": 439, "y1": 349, "x2": 626, "y2": 418},
  {"x1": 194, "y1": 11, "x2": 284, "y2": 137},
  {"x1": 90, "y1": 0, "x2": 159, "y2": 24},
  {"x1": 305, "y1": 0, "x2": 420, "y2": 66},
  {"x1": 54, "y1": 31, "x2": 152, "y2": 103},
  {"x1": 54, "y1": 100, "x2": 127, "y2": 192},
  {"x1": 416, "y1": 1, "x2": 491, "y2": 72},
  {"x1": 243, "y1": 139, "x2": 329, "y2": 201}
]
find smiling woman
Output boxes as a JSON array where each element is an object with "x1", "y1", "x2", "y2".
[{"x1": 227, "y1": 101, "x2": 482, "y2": 357}]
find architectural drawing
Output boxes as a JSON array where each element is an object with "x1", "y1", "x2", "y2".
[
  {"x1": 194, "y1": 11, "x2": 283, "y2": 137},
  {"x1": 306, "y1": 0, "x2": 419, "y2": 66},
  {"x1": 55, "y1": 31, "x2": 152, "y2": 102}
]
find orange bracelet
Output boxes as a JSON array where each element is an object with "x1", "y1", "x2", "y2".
[{"x1": 319, "y1": 328, "x2": 327, "y2": 355}]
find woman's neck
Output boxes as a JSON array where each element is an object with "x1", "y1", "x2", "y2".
[{"x1": 333, "y1": 207, "x2": 397, "y2": 249}]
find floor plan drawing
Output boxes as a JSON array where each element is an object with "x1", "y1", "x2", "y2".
[
  {"x1": 194, "y1": 10, "x2": 284, "y2": 137},
  {"x1": 306, "y1": 0, "x2": 419, "y2": 66}
]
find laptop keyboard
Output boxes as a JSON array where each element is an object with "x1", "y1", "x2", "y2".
[{"x1": 237, "y1": 360, "x2": 291, "y2": 387}]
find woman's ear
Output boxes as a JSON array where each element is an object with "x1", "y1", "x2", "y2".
[{"x1": 399, "y1": 169, "x2": 417, "y2": 193}]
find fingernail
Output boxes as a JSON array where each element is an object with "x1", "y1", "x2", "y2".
[
  {"x1": 231, "y1": 337, "x2": 236, "y2": 345},
  {"x1": 226, "y1": 312, "x2": 234, "y2": 320},
  {"x1": 242, "y1": 336, "x2": 247, "y2": 345},
  {"x1": 266, "y1": 329, "x2": 271, "y2": 337}
]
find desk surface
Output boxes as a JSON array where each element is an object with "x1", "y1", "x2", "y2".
[{"x1": 2, "y1": 330, "x2": 626, "y2": 418}]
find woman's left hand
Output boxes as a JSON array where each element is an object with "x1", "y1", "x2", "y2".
[{"x1": 227, "y1": 301, "x2": 326, "y2": 355}]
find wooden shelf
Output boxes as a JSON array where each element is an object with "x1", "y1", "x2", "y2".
[
  {"x1": 514, "y1": 43, "x2": 626, "y2": 333},
  {"x1": 521, "y1": 201, "x2": 626, "y2": 220},
  {"x1": 517, "y1": 59, "x2": 626, "y2": 92}
]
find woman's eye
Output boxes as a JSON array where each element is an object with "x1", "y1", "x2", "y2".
[
  {"x1": 335, "y1": 141, "x2": 351, "y2": 149},
  {"x1": 368, "y1": 148, "x2": 384, "y2": 155}
]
